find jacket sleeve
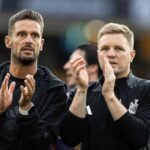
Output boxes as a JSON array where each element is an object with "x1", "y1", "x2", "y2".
[
  {"x1": 0, "y1": 113, "x2": 6, "y2": 123},
  {"x1": 114, "y1": 88, "x2": 150, "y2": 149},
  {"x1": 16, "y1": 85, "x2": 68, "y2": 150},
  {"x1": 60, "y1": 111, "x2": 88, "y2": 147}
]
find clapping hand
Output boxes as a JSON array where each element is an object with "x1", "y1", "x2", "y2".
[
  {"x1": 19, "y1": 74, "x2": 35, "y2": 110},
  {"x1": 0, "y1": 73, "x2": 16, "y2": 114}
]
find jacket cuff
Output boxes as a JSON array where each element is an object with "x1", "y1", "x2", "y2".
[
  {"x1": 16, "y1": 106, "x2": 39, "y2": 126},
  {"x1": 67, "y1": 111, "x2": 86, "y2": 120}
]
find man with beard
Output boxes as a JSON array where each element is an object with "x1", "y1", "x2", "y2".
[{"x1": 0, "y1": 9, "x2": 67, "y2": 150}]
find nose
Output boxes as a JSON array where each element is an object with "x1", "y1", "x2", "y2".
[
  {"x1": 25, "y1": 35, "x2": 33, "y2": 43},
  {"x1": 107, "y1": 48, "x2": 115, "y2": 57},
  {"x1": 63, "y1": 61, "x2": 71, "y2": 70}
]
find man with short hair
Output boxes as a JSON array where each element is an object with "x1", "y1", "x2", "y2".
[
  {"x1": 63, "y1": 44, "x2": 101, "y2": 89},
  {"x1": 0, "y1": 9, "x2": 67, "y2": 150},
  {"x1": 56, "y1": 44, "x2": 100, "y2": 150},
  {"x1": 61, "y1": 23, "x2": 150, "y2": 150}
]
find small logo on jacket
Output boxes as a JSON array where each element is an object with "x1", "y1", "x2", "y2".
[
  {"x1": 128, "y1": 99, "x2": 139, "y2": 114},
  {"x1": 86, "y1": 105, "x2": 92, "y2": 115}
]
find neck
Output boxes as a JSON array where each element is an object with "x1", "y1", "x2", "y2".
[
  {"x1": 9, "y1": 62, "x2": 37, "y2": 79},
  {"x1": 116, "y1": 70, "x2": 130, "y2": 79}
]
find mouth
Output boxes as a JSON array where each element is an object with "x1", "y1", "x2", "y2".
[
  {"x1": 109, "y1": 62, "x2": 116, "y2": 65},
  {"x1": 65, "y1": 70, "x2": 74, "y2": 79},
  {"x1": 109, "y1": 62, "x2": 117, "y2": 67},
  {"x1": 21, "y1": 46, "x2": 34, "y2": 55},
  {"x1": 66, "y1": 72, "x2": 73, "y2": 78},
  {"x1": 21, "y1": 46, "x2": 33, "y2": 51}
]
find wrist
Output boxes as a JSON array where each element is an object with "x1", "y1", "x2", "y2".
[
  {"x1": 77, "y1": 87, "x2": 88, "y2": 93},
  {"x1": 19, "y1": 103, "x2": 33, "y2": 110},
  {"x1": 19, "y1": 103, "x2": 34, "y2": 115},
  {"x1": 103, "y1": 92, "x2": 116, "y2": 101}
]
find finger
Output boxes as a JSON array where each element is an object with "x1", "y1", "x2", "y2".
[
  {"x1": 97, "y1": 51, "x2": 105, "y2": 71},
  {"x1": 104, "y1": 57, "x2": 113, "y2": 74},
  {"x1": 70, "y1": 55, "x2": 82, "y2": 63},
  {"x1": 75, "y1": 64, "x2": 86, "y2": 76},
  {"x1": 9, "y1": 81, "x2": 16, "y2": 94},
  {"x1": 24, "y1": 80, "x2": 34, "y2": 96},
  {"x1": 71, "y1": 58, "x2": 85, "y2": 71},
  {"x1": 103, "y1": 57, "x2": 110, "y2": 75},
  {"x1": 103, "y1": 59, "x2": 115, "y2": 80},
  {"x1": 1, "y1": 73, "x2": 10, "y2": 93},
  {"x1": 20, "y1": 85, "x2": 27, "y2": 96},
  {"x1": 25, "y1": 75, "x2": 35, "y2": 91},
  {"x1": 19, "y1": 86, "x2": 26, "y2": 106}
]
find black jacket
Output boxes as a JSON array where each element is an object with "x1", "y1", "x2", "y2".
[
  {"x1": 61, "y1": 73, "x2": 150, "y2": 150},
  {"x1": 0, "y1": 62, "x2": 67, "y2": 150}
]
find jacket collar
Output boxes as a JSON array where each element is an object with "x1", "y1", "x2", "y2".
[{"x1": 92, "y1": 72, "x2": 135, "y2": 92}]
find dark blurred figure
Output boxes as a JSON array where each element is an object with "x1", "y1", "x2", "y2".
[
  {"x1": 63, "y1": 44, "x2": 101, "y2": 89},
  {"x1": 55, "y1": 44, "x2": 101, "y2": 150}
]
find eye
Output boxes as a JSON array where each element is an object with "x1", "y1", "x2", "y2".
[
  {"x1": 100, "y1": 46, "x2": 109, "y2": 52},
  {"x1": 17, "y1": 32, "x2": 26, "y2": 37},
  {"x1": 32, "y1": 33, "x2": 40, "y2": 38},
  {"x1": 115, "y1": 46, "x2": 124, "y2": 51}
]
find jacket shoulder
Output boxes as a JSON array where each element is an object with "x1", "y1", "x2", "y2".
[
  {"x1": 129, "y1": 74, "x2": 150, "y2": 87},
  {"x1": 37, "y1": 65, "x2": 66, "y2": 90}
]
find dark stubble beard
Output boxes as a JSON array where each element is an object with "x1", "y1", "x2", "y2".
[{"x1": 12, "y1": 53, "x2": 38, "y2": 66}]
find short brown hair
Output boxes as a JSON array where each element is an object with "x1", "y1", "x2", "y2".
[
  {"x1": 97, "y1": 23, "x2": 134, "y2": 49},
  {"x1": 8, "y1": 9, "x2": 44, "y2": 35}
]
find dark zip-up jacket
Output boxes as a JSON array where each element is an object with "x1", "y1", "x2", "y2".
[
  {"x1": 0, "y1": 62, "x2": 67, "y2": 150},
  {"x1": 61, "y1": 73, "x2": 150, "y2": 150}
]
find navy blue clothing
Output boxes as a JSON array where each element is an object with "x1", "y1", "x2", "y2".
[
  {"x1": 0, "y1": 62, "x2": 68, "y2": 150},
  {"x1": 61, "y1": 73, "x2": 150, "y2": 150}
]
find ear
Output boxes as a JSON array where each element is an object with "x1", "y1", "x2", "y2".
[
  {"x1": 5, "y1": 36, "x2": 12, "y2": 48},
  {"x1": 40, "y1": 38, "x2": 44, "y2": 51},
  {"x1": 130, "y1": 50, "x2": 136, "y2": 63}
]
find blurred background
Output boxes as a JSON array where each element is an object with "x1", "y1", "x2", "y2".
[{"x1": 0, "y1": 0, "x2": 150, "y2": 80}]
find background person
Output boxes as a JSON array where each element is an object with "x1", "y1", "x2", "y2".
[
  {"x1": 56, "y1": 44, "x2": 100, "y2": 150},
  {"x1": 63, "y1": 44, "x2": 101, "y2": 89}
]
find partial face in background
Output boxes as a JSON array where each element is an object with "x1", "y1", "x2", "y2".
[
  {"x1": 5, "y1": 19, "x2": 44, "y2": 66},
  {"x1": 98, "y1": 33, "x2": 135, "y2": 78},
  {"x1": 63, "y1": 49, "x2": 85, "y2": 88}
]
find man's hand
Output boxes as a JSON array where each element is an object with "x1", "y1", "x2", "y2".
[
  {"x1": 70, "y1": 55, "x2": 89, "y2": 91},
  {"x1": 98, "y1": 51, "x2": 127, "y2": 120},
  {"x1": 69, "y1": 55, "x2": 88, "y2": 117},
  {"x1": 19, "y1": 74, "x2": 35, "y2": 110},
  {"x1": 98, "y1": 52, "x2": 116, "y2": 99},
  {"x1": 0, "y1": 73, "x2": 16, "y2": 113}
]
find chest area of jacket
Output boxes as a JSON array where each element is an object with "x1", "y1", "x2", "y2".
[{"x1": 86, "y1": 87, "x2": 145, "y2": 121}]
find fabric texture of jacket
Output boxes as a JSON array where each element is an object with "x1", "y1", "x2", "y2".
[
  {"x1": 0, "y1": 62, "x2": 67, "y2": 150},
  {"x1": 61, "y1": 73, "x2": 150, "y2": 150}
]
